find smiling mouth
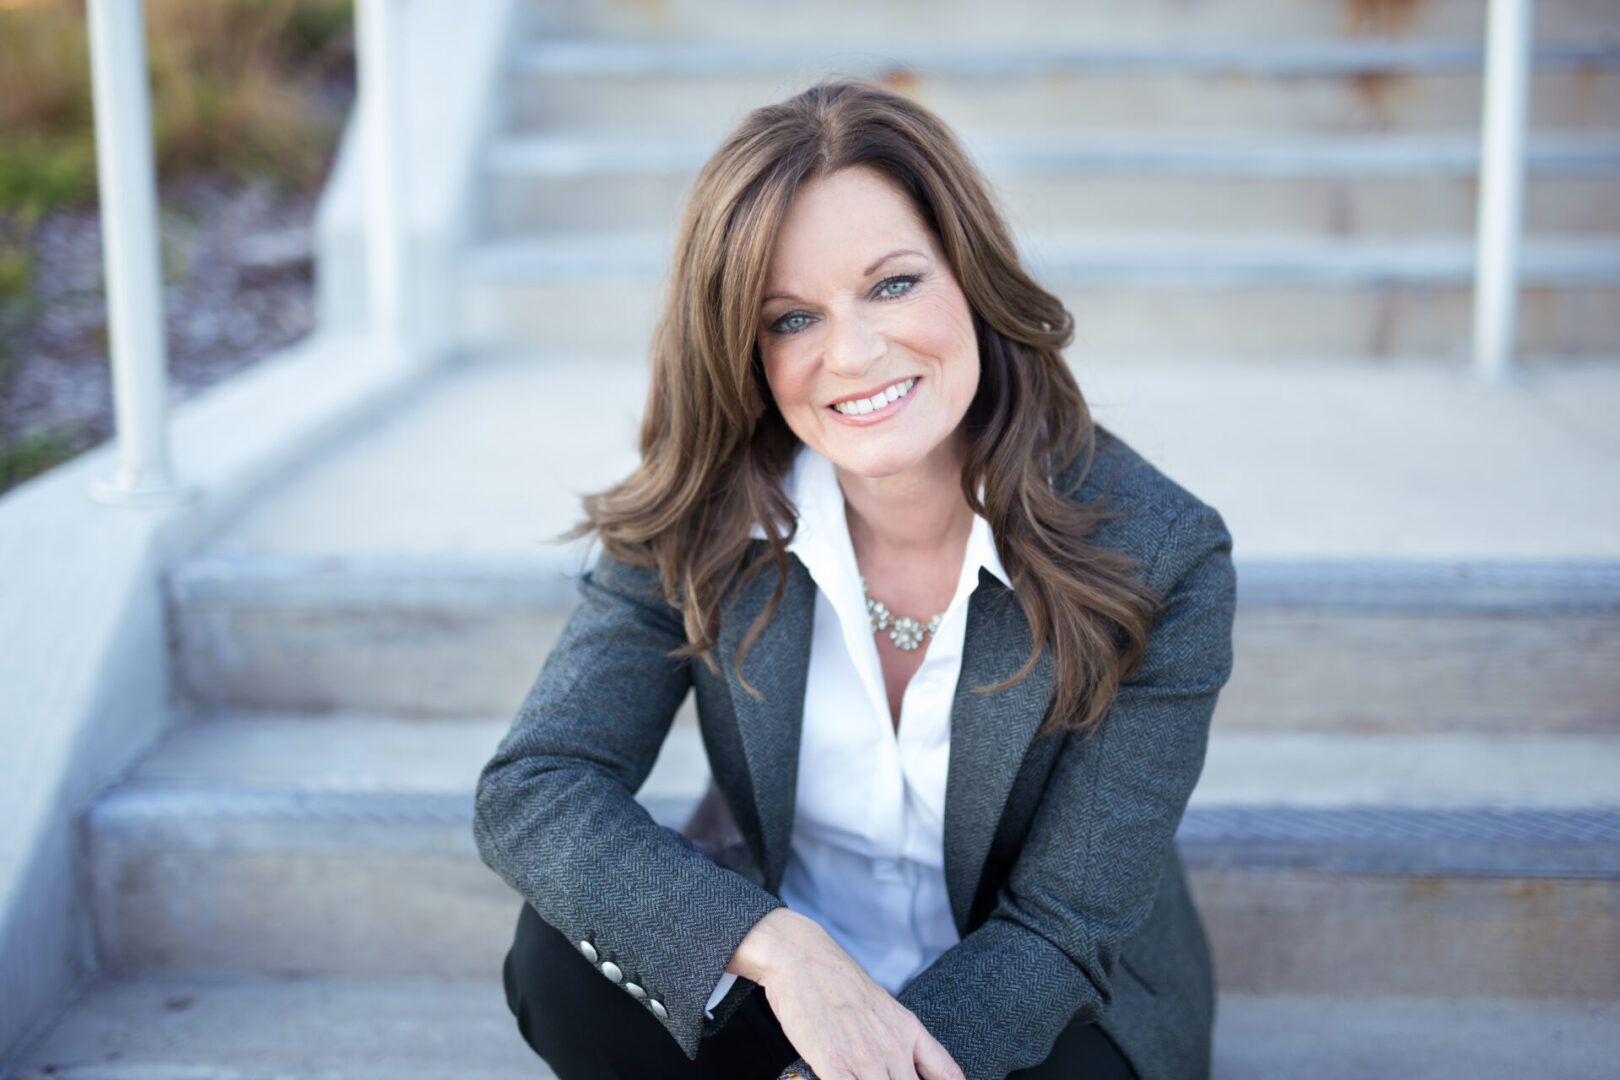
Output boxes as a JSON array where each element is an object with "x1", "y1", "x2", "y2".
[{"x1": 829, "y1": 377, "x2": 918, "y2": 416}]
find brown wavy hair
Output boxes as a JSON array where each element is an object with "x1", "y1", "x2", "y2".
[{"x1": 570, "y1": 79, "x2": 1160, "y2": 738}]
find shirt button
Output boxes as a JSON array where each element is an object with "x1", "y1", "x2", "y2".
[
  {"x1": 600, "y1": 961, "x2": 623, "y2": 984},
  {"x1": 649, "y1": 999, "x2": 668, "y2": 1020},
  {"x1": 624, "y1": 982, "x2": 646, "y2": 999},
  {"x1": 578, "y1": 941, "x2": 598, "y2": 964}
]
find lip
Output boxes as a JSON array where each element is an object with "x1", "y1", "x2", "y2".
[{"x1": 825, "y1": 377, "x2": 920, "y2": 426}]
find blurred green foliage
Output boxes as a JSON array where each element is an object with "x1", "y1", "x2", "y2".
[
  {"x1": 0, "y1": 424, "x2": 85, "y2": 492},
  {"x1": 0, "y1": 138, "x2": 97, "y2": 224},
  {"x1": 0, "y1": 233, "x2": 33, "y2": 301}
]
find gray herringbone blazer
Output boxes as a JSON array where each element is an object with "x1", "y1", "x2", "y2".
[{"x1": 473, "y1": 424, "x2": 1237, "y2": 1080}]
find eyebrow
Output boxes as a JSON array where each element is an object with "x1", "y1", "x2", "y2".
[
  {"x1": 761, "y1": 249, "x2": 929, "y2": 307},
  {"x1": 863, "y1": 248, "x2": 926, "y2": 276}
]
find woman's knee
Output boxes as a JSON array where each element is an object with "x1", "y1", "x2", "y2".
[
  {"x1": 503, "y1": 901, "x2": 582, "y2": 1048},
  {"x1": 1008, "y1": 1018, "x2": 1139, "y2": 1080},
  {"x1": 502, "y1": 902, "x2": 703, "y2": 1080}
]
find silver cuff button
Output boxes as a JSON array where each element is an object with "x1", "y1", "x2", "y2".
[
  {"x1": 577, "y1": 941, "x2": 597, "y2": 964},
  {"x1": 600, "y1": 961, "x2": 623, "y2": 984},
  {"x1": 648, "y1": 999, "x2": 668, "y2": 1020},
  {"x1": 623, "y1": 982, "x2": 646, "y2": 999}
]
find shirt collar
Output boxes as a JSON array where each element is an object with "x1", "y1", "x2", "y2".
[{"x1": 760, "y1": 443, "x2": 1010, "y2": 594}]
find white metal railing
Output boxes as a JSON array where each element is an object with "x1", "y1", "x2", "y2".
[
  {"x1": 355, "y1": 0, "x2": 406, "y2": 348},
  {"x1": 85, "y1": 0, "x2": 194, "y2": 506},
  {"x1": 85, "y1": 0, "x2": 407, "y2": 508},
  {"x1": 1472, "y1": 0, "x2": 1536, "y2": 382}
]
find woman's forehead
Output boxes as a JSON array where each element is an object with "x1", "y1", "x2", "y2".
[{"x1": 763, "y1": 166, "x2": 936, "y2": 294}]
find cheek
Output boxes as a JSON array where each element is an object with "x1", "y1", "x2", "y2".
[
  {"x1": 760, "y1": 345, "x2": 813, "y2": 414},
  {"x1": 904, "y1": 293, "x2": 979, "y2": 385}
]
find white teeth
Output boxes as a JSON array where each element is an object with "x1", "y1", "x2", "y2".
[{"x1": 833, "y1": 378, "x2": 917, "y2": 415}]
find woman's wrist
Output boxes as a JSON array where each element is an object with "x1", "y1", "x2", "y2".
[{"x1": 727, "y1": 906, "x2": 821, "y2": 986}]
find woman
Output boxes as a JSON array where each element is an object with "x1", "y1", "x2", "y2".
[{"x1": 474, "y1": 79, "x2": 1236, "y2": 1080}]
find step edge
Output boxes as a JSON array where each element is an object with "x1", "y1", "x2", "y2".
[
  {"x1": 485, "y1": 133, "x2": 1620, "y2": 176},
  {"x1": 509, "y1": 39, "x2": 1620, "y2": 77},
  {"x1": 168, "y1": 553, "x2": 1620, "y2": 613},
  {"x1": 460, "y1": 236, "x2": 1620, "y2": 286},
  {"x1": 86, "y1": 788, "x2": 1620, "y2": 877}
]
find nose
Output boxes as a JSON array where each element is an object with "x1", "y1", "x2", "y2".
[{"x1": 823, "y1": 307, "x2": 886, "y2": 379}]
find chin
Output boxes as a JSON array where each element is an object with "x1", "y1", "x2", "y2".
[{"x1": 822, "y1": 441, "x2": 934, "y2": 481}]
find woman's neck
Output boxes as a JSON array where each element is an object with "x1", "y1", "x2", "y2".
[{"x1": 835, "y1": 440, "x2": 974, "y2": 567}]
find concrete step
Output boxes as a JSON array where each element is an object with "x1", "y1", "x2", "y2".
[
  {"x1": 85, "y1": 713, "x2": 707, "y2": 979},
  {"x1": 3, "y1": 974, "x2": 545, "y2": 1080},
  {"x1": 1210, "y1": 993, "x2": 1620, "y2": 1078},
  {"x1": 85, "y1": 713, "x2": 1620, "y2": 995},
  {"x1": 10, "y1": 976, "x2": 1618, "y2": 1080},
  {"x1": 518, "y1": 0, "x2": 1620, "y2": 47},
  {"x1": 506, "y1": 41, "x2": 1620, "y2": 138},
  {"x1": 181, "y1": 354, "x2": 1620, "y2": 725},
  {"x1": 168, "y1": 552, "x2": 582, "y2": 717},
  {"x1": 482, "y1": 133, "x2": 1620, "y2": 237},
  {"x1": 455, "y1": 233, "x2": 1620, "y2": 358},
  {"x1": 167, "y1": 549, "x2": 1620, "y2": 731}
]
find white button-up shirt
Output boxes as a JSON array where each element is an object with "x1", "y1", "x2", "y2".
[{"x1": 706, "y1": 444, "x2": 1010, "y2": 1016}]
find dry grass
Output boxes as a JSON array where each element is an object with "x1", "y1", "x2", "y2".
[{"x1": 0, "y1": 0, "x2": 353, "y2": 219}]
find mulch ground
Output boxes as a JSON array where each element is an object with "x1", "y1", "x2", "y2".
[{"x1": 1, "y1": 175, "x2": 323, "y2": 494}]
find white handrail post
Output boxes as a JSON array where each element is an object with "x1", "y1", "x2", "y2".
[
  {"x1": 356, "y1": 0, "x2": 407, "y2": 351},
  {"x1": 86, "y1": 0, "x2": 196, "y2": 506},
  {"x1": 1471, "y1": 0, "x2": 1536, "y2": 382}
]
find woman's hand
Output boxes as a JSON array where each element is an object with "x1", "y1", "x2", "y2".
[{"x1": 729, "y1": 908, "x2": 966, "y2": 1080}]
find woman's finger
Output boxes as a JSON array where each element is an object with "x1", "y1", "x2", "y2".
[{"x1": 912, "y1": 1030, "x2": 966, "y2": 1080}]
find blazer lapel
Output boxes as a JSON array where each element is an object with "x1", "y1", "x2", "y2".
[
  {"x1": 718, "y1": 552, "x2": 816, "y2": 893},
  {"x1": 943, "y1": 568, "x2": 1054, "y2": 933}
]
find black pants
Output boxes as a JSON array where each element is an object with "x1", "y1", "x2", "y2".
[{"x1": 503, "y1": 902, "x2": 1138, "y2": 1080}]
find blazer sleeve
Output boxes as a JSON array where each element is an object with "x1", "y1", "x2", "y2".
[
  {"x1": 473, "y1": 549, "x2": 786, "y2": 1059},
  {"x1": 777, "y1": 500, "x2": 1237, "y2": 1080}
]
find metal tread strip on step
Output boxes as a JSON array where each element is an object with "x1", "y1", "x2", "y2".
[
  {"x1": 461, "y1": 234, "x2": 1620, "y2": 286},
  {"x1": 87, "y1": 786, "x2": 1620, "y2": 878},
  {"x1": 167, "y1": 554, "x2": 1620, "y2": 613}
]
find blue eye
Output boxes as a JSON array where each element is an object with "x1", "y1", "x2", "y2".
[
  {"x1": 874, "y1": 275, "x2": 919, "y2": 299},
  {"x1": 770, "y1": 311, "x2": 813, "y2": 335}
]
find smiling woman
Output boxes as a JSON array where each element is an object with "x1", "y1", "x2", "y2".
[
  {"x1": 475, "y1": 79, "x2": 1237, "y2": 1080},
  {"x1": 757, "y1": 166, "x2": 981, "y2": 488}
]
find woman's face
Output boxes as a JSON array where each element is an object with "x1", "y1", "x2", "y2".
[{"x1": 756, "y1": 165, "x2": 980, "y2": 484}]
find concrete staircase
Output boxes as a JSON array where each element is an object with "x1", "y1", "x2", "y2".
[
  {"x1": 8, "y1": 1, "x2": 1620, "y2": 1076},
  {"x1": 7, "y1": 354, "x2": 1616, "y2": 1076},
  {"x1": 458, "y1": 0, "x2": 1620, "y2": 362}
]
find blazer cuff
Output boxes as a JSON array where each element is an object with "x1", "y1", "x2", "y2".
[{"x1": 704, "y1": 970, "x2": 739, "y2": 1019}]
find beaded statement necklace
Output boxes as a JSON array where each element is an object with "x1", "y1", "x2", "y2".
[{"x1": 860, "y1": 576, "x2": 947, "y2": 651}]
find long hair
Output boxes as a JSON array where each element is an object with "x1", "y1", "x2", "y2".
[{"x1": 570, "y1": 79, "x2": 1161, "y2": 738}]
